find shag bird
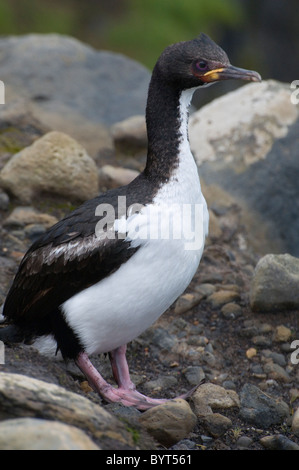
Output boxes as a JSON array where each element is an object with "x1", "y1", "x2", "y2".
[{"x1": 0, "y1": 34, "x2": 261, "y2": 410}]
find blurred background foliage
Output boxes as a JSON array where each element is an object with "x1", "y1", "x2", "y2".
[{"x1": 0, "y1": 0, "x2": 297, "y2": 82}]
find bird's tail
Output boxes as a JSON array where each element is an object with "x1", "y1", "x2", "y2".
[
  {"x1": 0, "y1": 305, "x2": 25, "y2": 343},
  {"x1": 0, "y1": 324, "x2": 25, "y2": 343}
]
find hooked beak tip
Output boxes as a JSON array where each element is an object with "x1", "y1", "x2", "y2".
[{"x1": 203, "y1": 65, "x2": 262, "y2": 83}]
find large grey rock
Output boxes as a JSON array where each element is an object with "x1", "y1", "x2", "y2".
[
  {"x1": 0, "y1": 418, "x2": 100, "y2": 450},
  {"x1": 0, "y1": 372, "x2": 138, "y2": 449},
  {"x1": 0, "y1": 131, "x2": 99, "y2": 202},
  {"x1": 0, "y1": 34, "x2": 151, "y2": 158},
  {"x1": 250, "y1": 253, "x2": 299, "y2": 311},
  {"x1": 189, "y1": 80, "x2": 299, "y2": 256},
  {"x1": 0, "y1": 34, "x2": 150, "y2": 126}
]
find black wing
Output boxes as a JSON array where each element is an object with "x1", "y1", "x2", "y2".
[{"x1": 3, "y1": 186, "x2": 139, "y2": 325}]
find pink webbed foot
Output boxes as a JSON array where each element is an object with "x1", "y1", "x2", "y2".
[{"x1": 75, "y1": 347, "x2": 202, "y2": 410}]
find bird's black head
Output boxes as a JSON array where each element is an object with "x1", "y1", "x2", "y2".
[{"x1": 155, "y1": 33, "x2": 261, "y2": 89}]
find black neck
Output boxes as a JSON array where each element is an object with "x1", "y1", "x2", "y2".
[{"x1": 144, "y1": 68, "x2": 187, "y2": 183}]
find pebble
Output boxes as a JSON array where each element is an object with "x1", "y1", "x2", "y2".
[
  {"x1": 111, "y1": 115, "x2": 147, "y2": 149},
  {"x1": 199, "y1": 272, "x2": 223, "y2": 284},
  {"x1": 186, "y1": 335, "x2": 208, "y2": 347},
  {"x1": 201, "y1": 413, "x2": 232, "y2": 438},
  {"x1": 260, "y1": 434, "x2": 299, "y2": 450},
  {"x1": 183, "y1": 366, "x2": 206, "y2": 386},
  {"x1": 200, "y1": 434, "x2": 213, "y2": 445},
  {"x1": 259, "y1": 323, "x2": 273, "y2": 334},
  {"x1": 239, "y1": 383, "x2": 289, "y2": 428},
  {"x1": 98, "y1": 164, "x2": 139, "y2": 188},
  {"x1": 3, "y1": 206, "x2": 58, "y2": 229},
  {"x1": 250, "y1": 253, "x2": 299, "y2": 312},
  {"x1": 221, "y1": 302, "x2": 243, "y2": 319},
  {"x1": 207, "y1": 289, "x2": 240, "y2": 308},
  {"x1": 252, "y1": 335, "x2": 272, "y2": 347},
  {"x1": 0, "y1": 191, "x2": 9, "y2": 211},
  {"x1": 143, "y1": 375, "x2": 178, "y2": 393},
  {"x1": 151, "y1": 327, "x2": 176, "y2": 350},
  {"x1": 273, "y1": 325, "x2": 292, "y2": 342},
  {"x1": 246, "y1": 347, "x2": 257, "y2": 359},
  {"x1": 139, "y1": 399, "x2": 197, "y2": 447},
  {"x1": 263, "y1": 361, "x2": 291, "y2": 383},
  {"x1": 191, "y1": 383, "x2": 240, "y2": 417},
  {"x1": 291, "y1": 406, "x2": 299, "y2": 437},
  {"x1": 251, "y1": 364, "x2": 265, "y2": 377},
  {"x1": 24, "y1": 224, "x2": 47, "y2": 242},
  {"x1": 201, "y1": 350, "x2": 217, "y2": 367},
  {"x1": 104, "y1": 402, "x2": 141, "y2": 421},
  {"x1": 236, "y1": 435, "x2": 253, "y2": 450},
  {"x1": 222, "y1": 380, "x2": 237, "y2": 390},
  {"x1": 290, "y1": 388, "x2": 299, "y2": 402},
  {"x1": 193, "y1": 283, "x2": 216, "y2": 297},
  {"x1": 171, "y1": 439, "x2": 197, "y2": 450},
  {"x1": 0, "y1": 417, "x2": 100, "y2": 450},
  {"x1": 262, "y1": 350, "x2": 286, "y2": 366},
  {"x1": 239, "y1": 324, "x2": 259, "y2": 338},
  {"x1": 174, "y1": 292, "x2": 204, "y2": 315}
]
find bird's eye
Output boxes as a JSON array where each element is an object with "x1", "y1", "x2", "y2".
[{"x1": 195, "y1": 60, "x2": 208, "y2": 71}]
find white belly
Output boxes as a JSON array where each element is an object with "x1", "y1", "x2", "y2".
[{"x1": 62, "y1": 234, "x2": 203, "y2": 355}]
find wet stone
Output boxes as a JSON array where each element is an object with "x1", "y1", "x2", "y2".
[
  {"x1": 239, "y1": 383, "x2": 289, "y2": 428},
  {"x1": 260, "y1": 434, "x2": 299, "y2": 450},
  {"x1": 201, "y1": 413, "x2": 232, "y2": 438},
  {"x1": 236, "y1": 435, "x2": 253, "y2": 450},
  {"x1": 183, "y1": 366, "x2": 206, "y2": 386}
]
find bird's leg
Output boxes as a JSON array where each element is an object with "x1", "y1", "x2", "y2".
[
  {"x1": 108, "y1": 345, "x2": 202, "y2": 409},
  {"x1": 108, "y1": 344, "x2": 136, "y2": 391},
  {"x1": 109, "y1": 344, "x2": 175, "y2": 408},
  {"x1": 75, "y1": 349, "x2": 167, "y2": 409},
  {"x1": 76, "y1": 349, "x2": 201, "y2": 410}
]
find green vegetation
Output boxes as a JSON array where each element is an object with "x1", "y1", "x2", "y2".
[
  {"x1": 104, "y1": 0, "x2": 244, "y2": 68},
  {"x1": 0, "y1": 0, "x2": 76, "y2": 36},
  {"x1": 125, "y1": 425, "x2": 140, "y2": 445},
  {"x1": 0, "y1": 0, "x2": 243, "y2": 68}
]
